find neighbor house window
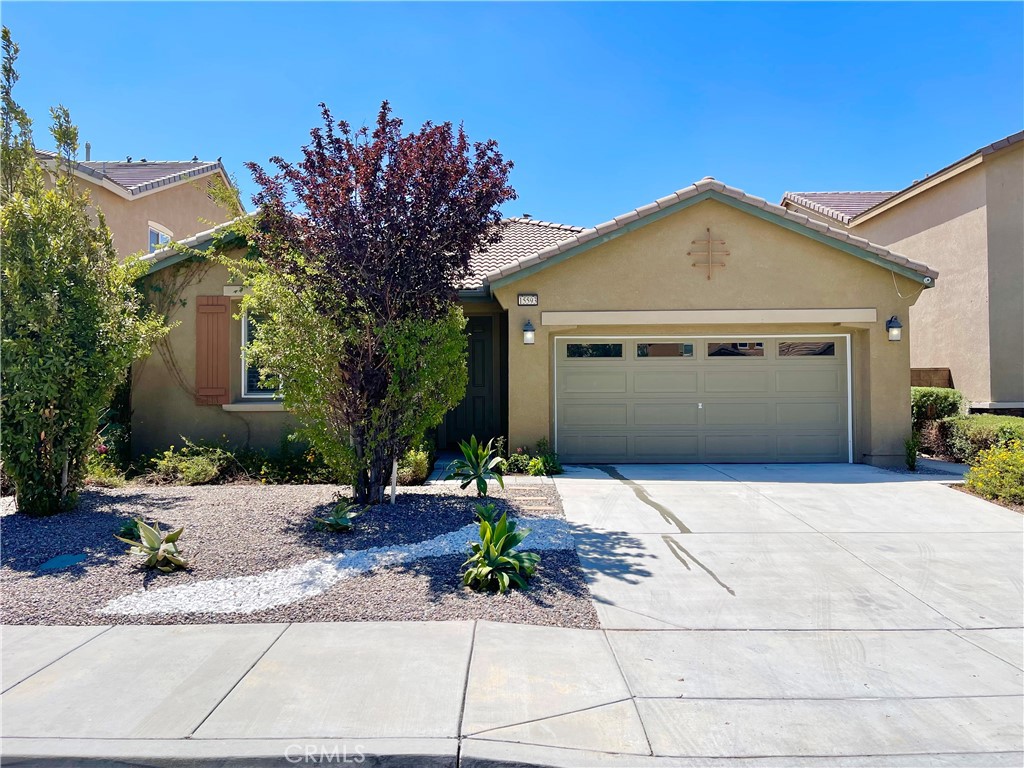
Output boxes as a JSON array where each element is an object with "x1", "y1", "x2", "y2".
[
  {"x1": 708, "y1": 342, "x2": 764, "y2": 357},
  {"x1": 242, "y1": 313, "x2": 280, "y2": 398},
  {"x1": 778, "y1": 341, "x2": 836, "y2": 357},
  {"x1": 148, "y1": 223, "x2": 171, "y2": 253},
  {"x1": 637, "y1": 343, "x2": 694, "y2": 358},
  {"x1": 566, "y1": 343, "x2": 623, "y2": 359}
]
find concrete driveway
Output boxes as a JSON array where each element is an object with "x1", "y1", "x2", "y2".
[{"x1": 551, "y1": 463, "x2": 1024, "y2": 764}]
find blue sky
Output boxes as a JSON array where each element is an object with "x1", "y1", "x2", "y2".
[{"x1": 5, "y1": 2, "x2": 1022, "y2": 225}]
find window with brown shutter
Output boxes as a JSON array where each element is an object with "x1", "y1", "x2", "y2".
[{"x1": 195, "y1": 296, "x2": 231, "y2": 405}]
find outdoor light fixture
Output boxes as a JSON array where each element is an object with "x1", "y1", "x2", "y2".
[
  {"x1": 886, "y1": 315, "x2": 903, "y2": 342},
  {"x1": 523, "y1": 319, "x2": 536, "y2": 345}
]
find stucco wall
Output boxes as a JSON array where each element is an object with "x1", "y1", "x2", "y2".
[
  {"x1": 983, "y1": 143, "x2": 1024, "y2": 403},
  {"x1": 131, "y1": 256, "x2": 294, "y2": 457},
  {"x1": 492, "y1": 199, "x2": 921, "y2": 466},
  {"x1": 75, "y1": 174, "x2": 236, "y2": 259},
  {"x1": 853, "y1": 165, "x2": 992, "y2": 402}
]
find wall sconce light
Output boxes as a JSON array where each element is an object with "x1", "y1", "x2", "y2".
[
  {"x1": 523, "y1": 319, "x2": 536, "y2": 345},
  {"x1": 886, "y1": 315, "x2": 903, "y2": 342}
]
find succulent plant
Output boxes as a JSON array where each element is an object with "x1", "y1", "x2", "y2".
[
  {"x1": 114, "y1": 519, "x2": 187, "y2": 573},
  {"x1": 314, "y1": 499, "x2": 366, "y2": 532},
  {"x1": 444, "y1": 435, "x2": 505, "y2": 497},
  {"x1": 462, "y1": 510, "x2": 540, "y2": 593}
]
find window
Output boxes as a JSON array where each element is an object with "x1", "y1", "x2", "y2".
[
  {"x1": 566, "y1": 343, "x2": 623, "y2": 359},
  {"x1": 242, "y1": 314, "x2": 280, "y2": 398},
  {"x1": 779, "y1": 341, "x2": 836, "y2": 357},
  {"x1": 148, "y1": 224, "x2": 171, "y2": 253},
  {"x1": 708, "y1": 341, "x2": 764, "y2": 358},
  {"x1": 637, "y1": 343, "x2": 693, "y2": 358}
]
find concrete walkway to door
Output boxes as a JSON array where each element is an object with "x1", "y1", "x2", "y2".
[{"x1": 551, "y1": 462, "x2": 1023, "y2": 764}]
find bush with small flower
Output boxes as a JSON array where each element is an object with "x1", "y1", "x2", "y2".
[{"x1": 965, "y1": 438, "x2": 1024, "y2": 506}]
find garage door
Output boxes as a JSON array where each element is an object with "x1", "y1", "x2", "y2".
[{"x1": 554, "y1": 336, "x2": 849, "y2": 463}]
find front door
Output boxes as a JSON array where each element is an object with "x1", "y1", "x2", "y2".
[{"x1": 442, "y1": 315, "x2": 499, "y2": 447}]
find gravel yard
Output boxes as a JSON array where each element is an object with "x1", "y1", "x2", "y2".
[{"x1": 0, "y1": 483, "x2": 598, "y2": 628}]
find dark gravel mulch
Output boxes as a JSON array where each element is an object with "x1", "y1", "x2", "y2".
[{"x1": 0, "y1": 483, "x2": 599, "y2": 628}]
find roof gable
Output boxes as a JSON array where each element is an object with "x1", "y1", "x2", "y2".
[
  {"x1": 781, "y1": 191, "x2": 897, "y2": 225},
  {"x1": 486, "y1": 178, "x2": 937, "y2": 288}
]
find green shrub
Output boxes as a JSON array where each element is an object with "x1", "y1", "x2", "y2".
[
  {"x1": 85, "y1": 448, "x2": 126, "y2": 488},
  {"x1": 911, "y1": 387, "x2": 965, "y2": 428},
  {"x1": 445, "y1": 435, "x2": 504, "y2": 496},
  {"x1": 503, "y1": 448, "x2": 532, "y2": 475},
  {"x1": 904, "y1": 433, "x2": 921, "y2": 471},
  {"x1": 237, "y1": 435, "x2": 336, "y2": 485},
  {"x1": 114, "y1": 519, "x2": 186, "y2": 573},
  {"x1": 526, "y1": 457, "x2": 547, "y2": 476},
  {"x1": 314, "y1": 499, "x2": 366, "y2": 532},
  {"x1": 461, "y1": 508, "x2": 540, "y2": 592},
  {"x1": 965, "y1": 439, "x2": 1024, "y2": 505},
  {"x1": 535, "y1": 438, "x2": 564, "y2": 475},
  {"x1": 935, "y1": 415, "x2": 1024, "y2": 463},
  {"x1": 149, "y1": 439, "x2": 233, "y2": 485},
  {"x1": 398, "y1": 445, "x2": 432, "y2": 486}
]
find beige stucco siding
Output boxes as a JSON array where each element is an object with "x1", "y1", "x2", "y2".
[
  {"x1": 853, "y1": 165, "x2": 993, "y2": 402},
  {"x1": 492, "y1": 199, "x2": 921, "y2": 466},
  {"x1": 132, "y1": 257, "x2": 294, "y2": 456},
  {"x1": 75, "y1": 175, "x2": 235, "y2": 258},
  {"x1": 983, "y1": 143, "x2": 1024, "y2": 403}
]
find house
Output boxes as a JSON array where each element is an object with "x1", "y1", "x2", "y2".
[
  {"x1": 36, "y1": 150, "x2": 241, "y2": 257},
  {"x1": 134, "y1": 177, "x2": 937, "y2": 466},
  {"x1": 783, "y1": 131, "x2": 1023, "y2": 413}
]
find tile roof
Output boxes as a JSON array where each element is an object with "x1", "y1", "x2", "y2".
[
  {"x1": 484, "y1": 177, "x2": 938, "y2": 285},
  {"x1": 464, "y1": 217, "x2": 583, "y2": 289},
  {"x1": 36, "y1": 150, "x2": 226, "y2": 196},
  {"x1": 781, "y1": 191, "x2": 897, "y2": 225},
  {"x1": 782, "y1": 131, "x2": 1023, "y2": 224}
]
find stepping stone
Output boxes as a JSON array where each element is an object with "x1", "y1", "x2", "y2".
[
  {"x1": 522, "y1": 506, "x2": 556, "y2": 512},
  {"x1": 38, "y1": 554, "x2": 86, "y2": 572}
]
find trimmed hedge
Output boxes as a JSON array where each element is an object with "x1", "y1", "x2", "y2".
[
  {"x1": 921, "y1": 414, "x2": 1024, "y2": 463},
  {"x1": 911, "y1": 387, "x2": 964, "y2": 428}
]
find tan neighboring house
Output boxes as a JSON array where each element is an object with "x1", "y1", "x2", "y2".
[
  {"x1": 783, "y1": 131, "x2": 1024, "y2": 412},
  {"x1": 36, "y1": 150, "x2": 240, "y2": 258},
  {"x1": 134, "y1": 177, "x2": 937, "y2": 467}
]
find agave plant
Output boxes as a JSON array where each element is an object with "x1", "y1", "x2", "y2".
[
  {"x1": 473, "y1": 501, "x2": 500, "y2": 525},
  {"x1": 314, "y1": 499, "x2": 366, "y2": 532},
  {"x1": 114, "y1": 519, "x2": 187, "y2": 573},
  {"x1": 462, "y1": 510, "x2": 541, "y2": 593},
  {"x1": 444, "y1": 435, "x2": 505, "y2": 497}
]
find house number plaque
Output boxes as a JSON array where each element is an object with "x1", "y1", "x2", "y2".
[{"x1": 517, "y1": 293, "x2": 539, "y2": 306}]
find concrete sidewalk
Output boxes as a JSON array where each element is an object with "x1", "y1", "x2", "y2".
[{"x1": 3, "y1": 619, "x2": 1023, "y2": 767}]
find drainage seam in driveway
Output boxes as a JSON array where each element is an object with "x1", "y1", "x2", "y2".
[
  {"x1": 950, "y1": 630, "x2": 1024, "y2": 672},
  {"x1": 463, "y1": 697, "x2": 636, "y2": 738},
  {"x1": 455, "y1": 619, "x2": 479, "y2": 765},
  {"x1": 1, "y1": 624, "x2": 116, "y2": 695},
  {"x1": 705, "y1": 465, "x2": 969, "y2": 630},
  {"x1": 186, "y1": 622, "x2": 292, "y2": 738},
  {"x1": 602, "y1": 627, "x2": 654, "y2": 757}
]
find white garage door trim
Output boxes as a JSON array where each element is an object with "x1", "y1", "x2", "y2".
[{"x1": 552, "y1": 333, "x2": 853, "y2": 463}]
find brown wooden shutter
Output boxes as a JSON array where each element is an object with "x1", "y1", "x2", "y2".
[{"x1": 195, "y1": 296, "x2": 231, "y2": 405}]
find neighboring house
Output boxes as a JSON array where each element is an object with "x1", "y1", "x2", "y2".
[
  {"x1": 36, "y1": 150, "x2": 241, "y2": 258},
  {"x1": 783, "y1": 131, "x2": 1024, "y2": 412},
  {"x1": 135, "y1": 177, "x2": 936, "y2": 467}
]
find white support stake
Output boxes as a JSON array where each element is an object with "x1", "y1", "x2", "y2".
[{"x1": 390, "y1": 458, "x2": 398, "y2": 505}]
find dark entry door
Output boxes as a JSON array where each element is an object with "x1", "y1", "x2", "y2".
[{"x1": 442, "y1": 315, "x2": 498, "y2": 447}]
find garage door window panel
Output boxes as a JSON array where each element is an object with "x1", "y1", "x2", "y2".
[
  {"x1": 637, "y1": 343, "x2": 694, "y2": 359},
  {"x1": 779, "y1": 341, "x2": 836, "y2": 357},
  {"x1": 708, "y1": 342, "x2": 765, "y2": 357},
  {"x1": 566, "y1": 343, "x2": 622, "y2": 359}
]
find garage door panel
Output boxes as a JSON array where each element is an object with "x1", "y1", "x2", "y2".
[
  {"x1": 561, "y1": 403, "x2": 627, "y2": 427},
  {"x1": 559, "y1": 434, "x2": 627, "y2": 459},
  {"x1": 634, "y1": 434, "x2": 700, "y2": 460},
  {"x1": 555, "y1": 337, "x2": 848, "y2": 463},
  {"x1": 634, "y1": 370, "x2": 699, "y2": 393},
  {"x1": 778, "y1": 434, "x2": 845, "y2": 461},
  {"x1": 704, "y1": 402, "x2": 771, "y2": 426},
  {"x1": 705, "y1": 434, "x2": 772, "y2": 460},
  {"x1": 704, "y1": 370, "x2": 770, "y2": 393},
  {"x1": 634, "y1": 403, "x2": 699, "y2": 426},
  {"x1": 777, "y1": 402, "x2": 842, "y2": 426},
  {"x1": 776, "y1": 368, "x2": 841, "y2": 393},
  {"x1": 561, "y1": 370, "x2": 627, "y2": 394}
]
